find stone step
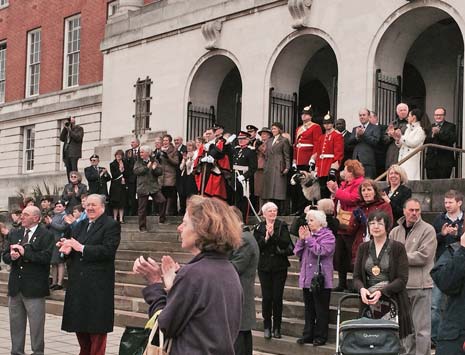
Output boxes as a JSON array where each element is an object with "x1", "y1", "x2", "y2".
[
  {"x1": 120, "y1": 231, "x2": 180, "y2": 242},
  {"x1": 118, "y1": 240, "x2": 185, "y2": 252}
]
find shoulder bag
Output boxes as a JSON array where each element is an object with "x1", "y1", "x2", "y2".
[{"x1": 310, "y1": 253, "x2": 325, "y2": 294}]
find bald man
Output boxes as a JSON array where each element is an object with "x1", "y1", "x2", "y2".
[
  {"x1": 384, "y1": 103, "x2": 409, "y2": 170},
  {"x1": 2, "y1": 205, "x2": 54, "y2": 355}
]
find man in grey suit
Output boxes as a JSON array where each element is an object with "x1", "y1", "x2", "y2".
[
  {"x1": 229, "y1": 206, "x2": 260, "y2": 355},
  {"x1": 2, "y1": 206, "x2": 54, "y2": 355},
  {"x1": 348, "y1": 108, "x2": 381, "y2": 178},
  {"x1": 60, "y1": 116, "x2": 84, "y2": 181}
]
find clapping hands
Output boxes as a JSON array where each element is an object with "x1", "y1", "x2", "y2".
[
  {"x1": 360, "y1": 288, "x2": 382, "y2": 305},
  {"x1": 298, "y1": 225, "x2": 311, "y2": 240},
  {"x1": 133, "y1": 255, "x2": 180, "y2": 291}
]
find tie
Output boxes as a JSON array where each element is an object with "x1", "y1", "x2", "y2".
[
  {"x1": 95, "y1": 166, "x2": 99, "y2": 172},
  {"x1": 22, "y1": 229, "x2": 31, "y2": 245},
  {"x1": 133, "y1": 149, "x2": 137, "y2": 156},
  {"x1": 87, "y1": 222, "x2": 93, "y2": 233}
]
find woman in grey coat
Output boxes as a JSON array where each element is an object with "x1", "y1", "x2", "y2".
[{"x1": 262, "y1": 122, "x2": 291, "y2": 210}]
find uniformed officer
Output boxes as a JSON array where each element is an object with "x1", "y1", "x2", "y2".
[
  {"x1": 293, "y1": 105, "x2": 322, "y2": 171},
  {"x1": 233, "y1": 131, "x2": 257, "y2": 223},
  {"x1": 246, "y1": 124, "x2": 260, "y2": 149},
  {"x1": 311, "y1": 112, "x2": 344, "y2": 198}
]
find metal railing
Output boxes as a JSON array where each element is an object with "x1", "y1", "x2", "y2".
[{"x1": 375, "y1": 143, "x2": 465, "y2": 181}]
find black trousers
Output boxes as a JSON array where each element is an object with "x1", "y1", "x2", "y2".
[
  {"x1": 63, "y1": 156, "x2": 79, "y2": 180},
  {"x1": 302, "y1": 288, "x2": 331, "y2": 342},
  {"x1": 426, "y1": 165, "x2": 453, "y2": 179},
  {"x1": 318, "y1": 176, "x2": 331, "y2": 199},
  {"x1": 258, "y1": 269, "x2": 288, "y2": 330},
  {"x1": 161, "y1": 186, "x2": 177, "y2": 216},
  {"x1": 126, "y1": 182, "x2": 138, "y2": 216},
  {"x1": 234, "y1": 330, "x2": 253, "y2": 355},
  {"x1": 436, "y1": 332, "x2": 465, "y2": 355}
]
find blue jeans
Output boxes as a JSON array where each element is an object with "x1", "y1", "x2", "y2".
[{"x1": 431, "y1": 283, "x2": 445, "y2": 343}]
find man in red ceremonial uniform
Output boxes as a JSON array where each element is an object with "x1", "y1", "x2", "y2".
[
  {"x1": 292, "y1": 105, "x2": 322, "y2": 213},
  {"x1": 194, "y1": 126, "x2": 233, "y2": 200},
  {"x1": 311, "y1": 112, "x2": 344, "y2": 198},
  {"x1": 293, "y1": 105, "x2": 322, "y2": 171}
]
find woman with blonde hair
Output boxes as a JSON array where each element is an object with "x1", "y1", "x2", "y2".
[
  {"x1": 134, "y1": 196, "x2": 243, "y2": 355},
  {"x1": 254, "y1": 202, "x2": 292, "y2": 339},
  {"x1": 381, "y1": 164, "x2": 412, "y2": 222}
]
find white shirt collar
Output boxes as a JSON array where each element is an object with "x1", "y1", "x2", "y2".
[{"x1": 27, "y1": 224, "x2": 39, "y2": 235}]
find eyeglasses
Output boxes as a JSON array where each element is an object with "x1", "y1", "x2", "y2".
[
  {"x1": 368, "y1": 221, "x2": 385, "y2": 227},
  {"x1": 70, "y1": 175, "x2": 78, "y2": 178}
]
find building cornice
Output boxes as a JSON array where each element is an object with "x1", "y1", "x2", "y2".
[{"x1": 101, "y1": 0, "x2": 286, "y2": 52}]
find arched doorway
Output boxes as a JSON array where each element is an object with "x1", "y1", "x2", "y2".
[
  {"x1": 186, "y1": 54, "x2": 242, "y2": 140},
  {"x1": 268, "y1": 33, "x2": 338, "y2": 138},
  {"x1": 374, "y1": 6, "x2": 464, "y2": 127}
]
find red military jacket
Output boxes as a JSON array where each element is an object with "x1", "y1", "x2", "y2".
[
  {"x1": 194, "y1": 138, "x2": 230, "y2": 200},
  {"x1": 293, "y1": 122, "x2": 322, "y2": 166},
  {"x1": 315, "y1": 129, "x2": 344, "y2": 177}
]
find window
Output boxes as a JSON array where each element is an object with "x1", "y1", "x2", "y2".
[
  {"x1": 107, "y1": 1, "x2": 118, "y2": 18},
  {"x1": 26, "y1": 29, "x2": 41, "y2": 97},
  {"x1": 0, "y1": 0, "x2": 8, "y2": 8},
  {"x1": 133, "y1": 77, "x2": 152, "y2": 135},
  {"x1": 63, "y1": 15, "x2": 81, "y2": 88},
  {"x1": 23, "y1": 126, "x2": 35, "y2": 172},
  {"x1": 0, "y1": 41, "x2": 6, "y2": 103}
]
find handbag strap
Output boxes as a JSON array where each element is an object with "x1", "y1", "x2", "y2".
[
  {"x1": 146, "y1": 309, "x2": 172, "y2": 352},
  {"x1": 316, "y1": 253, "x2": 322, "y2": 273}
]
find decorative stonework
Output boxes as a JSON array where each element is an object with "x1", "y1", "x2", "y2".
[
  {"x1": 201, "y1": 20, "x2": 223, "y2": 50},
  {"x1": 117, "y1": 0, "x2": 144, "y2": 14},
  {"x1": 288, "y1": 0, "x2": 313, "y2": 29}
]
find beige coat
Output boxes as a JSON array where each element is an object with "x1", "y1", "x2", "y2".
[
  {"x1": 390, "y1": 216, "x2": 437, "y2": 289},
  {"x1": 262, "y1": 135, "x2": 291, "y2": 201},
  {"x1": 160, "y1": 144, "x2": 179, "y2": 187}
]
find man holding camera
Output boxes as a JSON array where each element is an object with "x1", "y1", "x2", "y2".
[
  {"x1": 60, "y1": 116, "x2": 84, "y2": 180},
  {"x1": 2, "y1": 206, "x2": 54, "y2": 355}
]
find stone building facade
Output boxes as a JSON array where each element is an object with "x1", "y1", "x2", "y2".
[{"x1": 101, "y1": 0, "x2": 464, "y2": 156}]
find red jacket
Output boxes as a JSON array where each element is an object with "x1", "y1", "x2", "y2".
[
  {"x1": 315, "y1": 130, "x2": 344, "y2": 177},
  {"x1": 334, "y1": 175, "x2": 365, "y2": 212},
  {"x1": 293, "y1": 123, "x2": 322, "y2": 166}
]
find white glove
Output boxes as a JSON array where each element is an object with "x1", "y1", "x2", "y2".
[
  {"x1": 226, "y1": 134, "x2": 236, "y2": 144},
  {"x1": 292, "y1": 163, "x2": 297, "y2": 170},
  {"x1": 309, "y1": 158, "x2": 316, "y2": 171},
  {"x1": 237, "y1": 175, "x2": 245, "y2": 182},
  {"x1": 200, "y1": 155, "x2": 214, "y2": 163},
  {"x1": 204, "y1": 141, "x2": 212, "y2": 151}
]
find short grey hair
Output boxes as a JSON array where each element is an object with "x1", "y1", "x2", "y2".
[
  {"x1": 306, "y1": 209, "x2": 328, "y2": 227},
  {"x1": 261, "y1": 202, "x2": 278, "y2": 214},
  {"x1": 87, "y1": 194, "x2": 106, "y2": 206},
  {"x1": 140, "y1": 145, "x2": 152, "y2": 155},
  {"x1": 317, "y1": 199, "x2": 335, "y2": 215}
]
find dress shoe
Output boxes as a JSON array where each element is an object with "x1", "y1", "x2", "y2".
[
  {"x1": 313, "y1": 339, "x2": 326, "y2": 346},
  {"x1": 263, "y1": 328, "x2": 272, "y2": 339},
  {"x1": 139, "y1": 228, "x2": 148, "y2": 233},
  {"x1": 273, "y1": 329, "x2": 281, "y2": 339},
  {"x1": 49, "y1": 284, "x2": 57, "y2": 289},
  {"x1": 296, "y1": 337, "x2": 313, "y2": 344},
  {"x1": 159, "y1": 217, "x2": 167, "y2": 224}
]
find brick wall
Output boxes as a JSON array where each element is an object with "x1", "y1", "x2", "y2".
[{"x1": 0, "y1": 0, "x2": 107, "y2": 103}]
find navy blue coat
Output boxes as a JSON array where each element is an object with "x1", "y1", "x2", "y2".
[{"x1": 431, "y1": 243, "x2": 465, "y2": 354}]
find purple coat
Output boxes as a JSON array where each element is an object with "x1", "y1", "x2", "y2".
[{"x1": 294, "y1": 227, "x2": 336, "y2": 289}]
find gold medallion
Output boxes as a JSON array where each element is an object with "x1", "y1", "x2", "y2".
[{"x1": 371, "y1": 265, "x2": 381, "y2": 276}]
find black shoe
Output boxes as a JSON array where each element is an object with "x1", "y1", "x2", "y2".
[
  {"x1": 139, "y1": 228, "x2": 148, "y2": 233},
  {"x1": 313, "y1": 339, "x2": 326, "y2": 346},
  {"x1": 297, "y1": 337, "x2": 313, "y2": 344},
  {"x1": 53, "y1": 285, "x2": 64, "y2": 291},
  {"x1": 264, "y1": 328, "x2": 272, "y2": 339},
  {"x1": 49, "y1": 284, "x2": 57, "y2": 289},
  {"x1": 273, "y1": 329, "x2": 281, "y2": 339}
]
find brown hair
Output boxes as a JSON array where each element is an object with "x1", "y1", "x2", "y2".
[
  {"x1": 444, "y1": 189, "x2": 464, "y2": 203},
  {"x1": 358, "y1": 179, "x2": 382, "y2": 202},
  {"x1": 344, "y1": 159, "x2": 365, "y2": 178},
  {"x1": 114, "y1": 149, "x2": 125, "y2": 158},
  {"x1": 187, "y1": 195, "x2": 242, "y2": 253}
]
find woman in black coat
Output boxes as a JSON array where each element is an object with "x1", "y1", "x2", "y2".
[
  {"x1": 353, "y1": 210, "x2": 413, "y2": 339},
  {"x1": 381, "y1": 164, "x2": 412, "y2": 222},
  {"x1": 254, "y1": 202, "x2": 292, "y2": 339},
  {"x1": 109, "y1": 149, "x2": 129, "y2": 223},
  {"x1": 62, "y1": 171, "x2": 87, "y2": 213}
]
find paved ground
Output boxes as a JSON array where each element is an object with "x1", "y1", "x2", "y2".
[{"x1": 0, "y1": 305, "x2": 272, "y2": 355}]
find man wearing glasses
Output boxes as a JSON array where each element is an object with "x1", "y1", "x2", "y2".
[{"x1": 424, "y1": 107, "x2": 457, "y2": 179}]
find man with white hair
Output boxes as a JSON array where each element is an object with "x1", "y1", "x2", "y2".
[
  {"x1": 384, "y1": 103, "x2": 409, "y2": 170},
  {"x1": 3, "y1": 205, "x2": 54, "y2": 355},
  {"x1": 134, "y1": 145, "x2": 167, "y2": 229}
]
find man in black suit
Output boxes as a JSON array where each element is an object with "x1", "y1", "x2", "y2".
[
  {"x1": 2, "y1": 205, "x2": 54, "y2": 355},
  {"x1": 369, "y1": 111, "x2": 388, "y2": 177},
  {"x1": 58, "y1": 194, "x2": 121, "y2": 355},
  {"x1": 335, "y1": 118, "x2": 352, "y2": 169},
  {"x1": 60, "y1": 116, "x2": 84, "y2": 181},
  {"x1": 174, "y1": 136, "x2": 187, "y2": 214},
  {"x1": 425, "y1": 107, "x2": 457, "y2": 179},
  {"x1": 84, "y1": 154, "x2": 112, "y2": 196},
  {"x1": 125, "y1": 138, "x2": 140, "y2": 216},
  {"x1": 347, "y1": 108, "x2": 381, "y2": 178}
]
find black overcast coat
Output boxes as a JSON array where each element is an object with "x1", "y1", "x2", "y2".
[{"x1": 61, "y1": 214, "x2": 121, "y2": 333}]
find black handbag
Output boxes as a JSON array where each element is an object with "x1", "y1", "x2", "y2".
[
  {"x1": 119, "y1": 326, "x2": 150, "y2": 355},
  {"x1": 310, "y1": 253, "x2": 325, "y2": 293},
  {"x1": 274, "y1": 221, "x2": 295, "y2": 256}
]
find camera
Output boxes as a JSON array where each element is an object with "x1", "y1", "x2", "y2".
[
  {"x1": 64, "y1": 117, "x2": 72, "y2": 127},
  {"x1": 450, "y1": 222, "x2": 457, "y2": 228}
]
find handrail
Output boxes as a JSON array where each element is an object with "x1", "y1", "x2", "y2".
[{"x1": 375, "y1": 143, "x2": 465, "y2": 181}]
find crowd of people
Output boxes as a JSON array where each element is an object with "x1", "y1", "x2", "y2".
[{"x1": 0, "y1": 102, "x2": 464, "y2": 355}]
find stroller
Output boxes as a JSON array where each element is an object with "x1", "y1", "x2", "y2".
[{"x1": 335, "y1": 294, "x2": 402, "y2": 355}]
